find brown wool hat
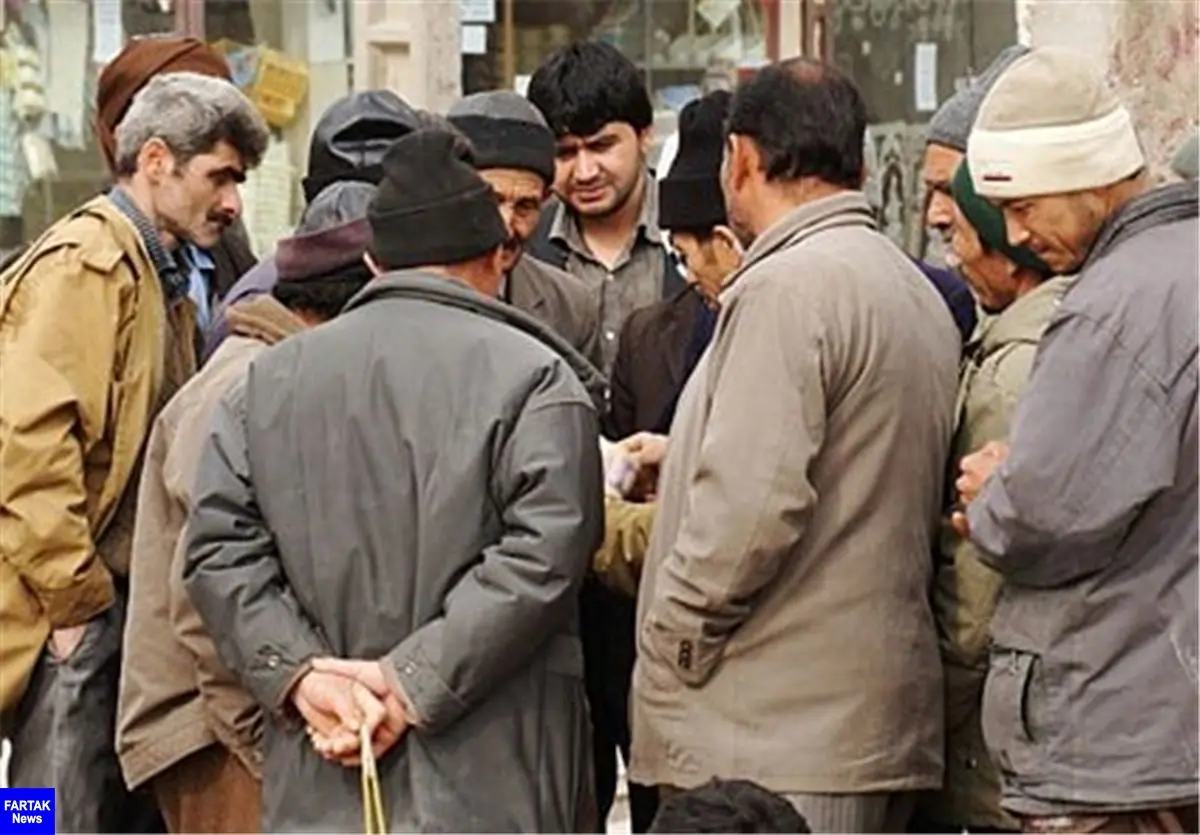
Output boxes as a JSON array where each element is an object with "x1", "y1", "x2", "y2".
[
  {"x1": 95, "y1": 36, "x2": 231, "y2": 173},
  {"x1": 275, "y1": 217, "x2": 373, "y2": 282}
]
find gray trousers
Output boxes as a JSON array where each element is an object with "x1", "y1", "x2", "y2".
[
  {"x1": 7, "y1": 585, "x2": 163, "y2": 834},
  {"x1": 783, "y1": 791, "x2": 916, "y2": 833}
]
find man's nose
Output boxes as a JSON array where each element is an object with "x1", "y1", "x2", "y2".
[
  {"x1": 220, "y1": 184, "x2": 243, "y2": 219},
  {"x1": 574, "y1": 150, "x2": 599, "y2": 181},
  {"x1": 925, "y1": 190, "x2": 954, "y2": 232}
]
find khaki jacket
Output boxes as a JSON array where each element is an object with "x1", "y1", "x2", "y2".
[
  {"x1": 118, "y1": 296, "x2": 305, "y2": 790},
  {"x1": 0, "y1": 196, "x2": 194, "y2": 720},
  {"x1": 630, "y1": 193, "x2": 960, "y2": 794},
  {"x1": 924, "y1": 277, "x2": 1070, "y2": 829}
]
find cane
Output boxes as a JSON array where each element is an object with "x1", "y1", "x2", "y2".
[{"x1": 360, "y1": 724, "x2": 387, "y2": 834}]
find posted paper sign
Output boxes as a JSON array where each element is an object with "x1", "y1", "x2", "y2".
[{"x1": 0, "y1": 789, "x2": 54, "y2": 834}]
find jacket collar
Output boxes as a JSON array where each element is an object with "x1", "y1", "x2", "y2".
[
  {"x1": 725, "y1": 191, "x2": 876, "y2": 296},
  {"x1": 1083, "y1": 181, "x2": 1198, "y2": 271},
  {"x1": 346, "y1": 271, "x2": 607, "y2": 411},
  {"x1": 969, "y1": 275, "x2": 1073, "y2": 359}
]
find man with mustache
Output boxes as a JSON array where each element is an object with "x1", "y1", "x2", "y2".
[
  {"x1": 448, "y1": 91, "x2": 602, "y2": 369},
  {"x1": 0, "y1": 72, "x2": 268, "y2": 833}
]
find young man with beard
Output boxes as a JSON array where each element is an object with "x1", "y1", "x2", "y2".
[
  {"x1": 117, "y1": 184, "x2": 375, "y2": 834},
  {"x1": 0, "y1": 72, "x2": 268, "y2": 833},
  {"x1": 630, "y1": 59, "x2": 959, "y2": 832},
  {"x1": 955, "y1": 48, "x2": 1197, "y2": 834},
  {"x1": 448, "y1": 91, "x2": 602, "y2": 369},
  {"x1": 526, "y1": 40, "x2": 685, "y2": 831},
  {"x1": 527, "y1": 39, "x2": 686, "y2": 377},
  {"x1": 183, "y1": 128, "x2": 605, "y2": 832}
]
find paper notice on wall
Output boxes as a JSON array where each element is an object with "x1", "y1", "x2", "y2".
[
  {"x1": 92, "y1": 0, "x2": 125, "y2": 65},
  {"x1": 46, "y1": 0, "x2": 88, "y2": 143},
  {"x1": 460, "y1": 25, "x2": 488, "y2": 56},
  {"x1": 308, "y1": 0, "x2": 348, "y2": 64},
  {"x1": 459, "y1": 0, "x2": 496, "y2": 24},
  {"x1": 914, "y1": 42, "x2": 938, "y2": 112},
  {"x1": 513, "y1": 74, "x2": 531, "y2": 96}
]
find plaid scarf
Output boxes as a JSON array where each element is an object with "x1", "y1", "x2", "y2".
[{"x1": 107, "y1": 186, "x2": 189, "y2": 303}]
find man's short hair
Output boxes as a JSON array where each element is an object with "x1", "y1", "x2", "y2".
[
  {"x1": 649, "y1": 779, "x2": 812, "y2": 834},
  {"x1": 727, "y1": 59, "x2": 867, "y2": 190},
  {"x1": 527, "y1": 40, "x2": 653, "y2": 138},
  {"x1": 113, "y1": 72, "x2": 269, "y2": 176}
]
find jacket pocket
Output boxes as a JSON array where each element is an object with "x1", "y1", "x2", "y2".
[{"x1": 981, "y1": 647, "x2": 1043, "y2": 777}]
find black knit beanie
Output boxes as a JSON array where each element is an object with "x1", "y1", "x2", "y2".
[
  {"x1": 447, "y1": 91, "x2": 556, "y2": 186},
  {"x1": 659, "y1": 90, "x2": 732, "y2": 231},
  {"x1": 367, "y1": 128, "x2": 508, "y2": 269}
]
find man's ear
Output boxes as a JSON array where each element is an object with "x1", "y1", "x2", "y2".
[
  {"x1": 637, "y1": 126, "x2": 655, "y2": 158},
  {"x1": 137, "y1": 137, "x2": 173, "y2": 183},
  {"x1": 710, "y1": 224, "x2": 744, "y2": 265},
  {"x1": 725, "y1": 134, "x2": 760, "y2": 195}
]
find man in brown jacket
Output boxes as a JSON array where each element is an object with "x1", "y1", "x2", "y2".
[
  {"x1": 629, "y1": 59, "x2": 959, "y2": 833},
  {"x1": 117, "y1": 186, "x2": 375, "y2": 833},
  {"x1": 0, "y1": 72, "x2": 267, "y2": 832}
]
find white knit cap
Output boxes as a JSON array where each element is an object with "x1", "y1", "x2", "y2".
[{"x1": 967, "y1": 47, "x2": 1145, "y2": 199}]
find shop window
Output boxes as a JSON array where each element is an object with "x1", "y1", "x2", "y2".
[
  {"x1": 462, "y1": 0, "x2": 774, "y2": 158},
  {"x1": 1, "y1": 0, "x2": 348, "y2": 256}
]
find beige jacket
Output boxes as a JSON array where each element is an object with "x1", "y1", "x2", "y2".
[
  {"x1": 0, "y1": 196, "x2": 194, "y2": 721},
  {"x1": 118, "y1": 295, "x2": 305, "y2": 789},
  {"x1": 630, "y1": 193, "x2": 960, "y2": 794}
]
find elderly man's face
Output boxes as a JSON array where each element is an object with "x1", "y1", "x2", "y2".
[
  {"x1": 478, "y1": 168, "x2": 546, "y2": 272},
  {"x1": 922, "y1": 144, "x2": 962, "y2": 248},
  {"x1": 999, "y1": 190, "x2": 1107, "y2": 274},
  {"x1": 949, "y1": 204, "x2": 1023, "y2": 313}
]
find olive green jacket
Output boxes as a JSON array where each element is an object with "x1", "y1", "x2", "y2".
[{"x1": 925, "y1": 276, "x2": 1071, "y2": 829}]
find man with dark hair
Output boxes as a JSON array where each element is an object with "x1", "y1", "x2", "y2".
[
  {"x1": 630, "y1": 58, "x2": 958, "y2": 832},
  {"x1": 526, "y1": 40, "x2": 686, "y2": 376},
  {"x1": 650, "y1": 780, "x2": 813, "y2": 834},
  {"x1": 183, "y1": 128, "x2": 605, "y2": 831},
  {"x1": 203, "y1": 90, "x2": 420, "y2": 359},
  {"x1": 448, "y1": 91, "x2": 602, "y2": 368},
  {"x1": 118, "y1": 185, "x2": 374, "y2": 833},
  {"x1": 526, "y1": 41, "x2": 685, "y2": 831}
]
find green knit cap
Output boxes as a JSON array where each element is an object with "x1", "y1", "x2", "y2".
[{"x1": 952, "y1": 159, "x2": 1052, "y2": 275}]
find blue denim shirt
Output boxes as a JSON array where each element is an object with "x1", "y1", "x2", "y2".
[{"x1": 180, "y1": 243, "x2": 216, "y2": 333}]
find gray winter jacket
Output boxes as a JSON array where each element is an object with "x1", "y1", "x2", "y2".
[
  {"x1": 184, "y1": 271, "x2": 605, "y2": 832},
  {"x1": 968, "y1": 183, "x2": 1199, "y2": 815}
]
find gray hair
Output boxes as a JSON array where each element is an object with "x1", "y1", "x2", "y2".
[{"x1": 113, "y1": 72, "x2": 270, "y2": 176}]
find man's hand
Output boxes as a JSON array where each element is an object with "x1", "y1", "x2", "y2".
[
  {"x1": 952, "y1": 441, "x2": 1010, "y2": 538},
  {"x1": 309, "y1": 658, "x2": 410, "y2": 763},
  {"x1": 49, "y1": 624, "x2": 89, "y2": 661},
  {"x1": 616, "y1": 432, "x2": 669, "y2": 501},
  {"x1": 291, "y1": 668, "x2": 382, "y2": 765}
]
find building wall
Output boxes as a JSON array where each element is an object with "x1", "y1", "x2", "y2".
[{"x1": 1024, "y1": 0, "x2": 1198, "y2": 180}]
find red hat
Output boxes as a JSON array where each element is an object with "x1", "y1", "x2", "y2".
[{"x1": 95, "y1": 36, "x2": 231, "y2": 173}]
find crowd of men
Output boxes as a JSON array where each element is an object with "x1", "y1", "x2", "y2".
[{"x1": 0, "y1": 30, "x2": 1195, "y2": 835}]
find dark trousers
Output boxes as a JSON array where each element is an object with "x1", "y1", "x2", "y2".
[
  {"x1": 581, "y1": 579, "x2": 659, "y2": 832},
  {"x1": 8, "y1": 585, "x2": 164, "y2": 834}
]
